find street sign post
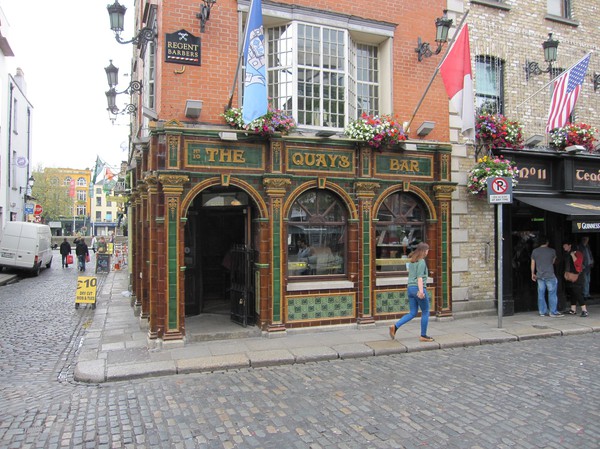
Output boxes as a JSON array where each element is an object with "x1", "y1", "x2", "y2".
[{"x1": 486, "y1": 176, "x2": 513, "y2": 329}]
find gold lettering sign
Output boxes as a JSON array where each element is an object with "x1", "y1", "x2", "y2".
[
  {"x1": 290, "y1": 152, "x2": 351, "y2": 169},
  {"x1": 389, "y1": 159, "x2": 420, "y2": 172}
]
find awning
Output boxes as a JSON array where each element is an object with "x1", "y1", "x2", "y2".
[{"x1": 516, "y1": 196, "x2": 600, "y2": 218}]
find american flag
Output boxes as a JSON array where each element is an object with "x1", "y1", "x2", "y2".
[{"x1": 546, "y1": 53, "x2": 591, "y2": 132}]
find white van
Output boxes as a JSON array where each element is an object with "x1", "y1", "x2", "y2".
[{"x1": 0, "y1": 222, "x2": 53, "y2": 276}]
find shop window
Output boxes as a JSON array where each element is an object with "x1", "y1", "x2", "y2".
[
  {"x1": 287, "y1": 189, "x2": 347, "y2": 277},
  {"x1": 376, "y1": 192, "x2": 426, "y2": 274},
  {"x1": 475, "y1": 56, "x2": 504, "y2": 115}
]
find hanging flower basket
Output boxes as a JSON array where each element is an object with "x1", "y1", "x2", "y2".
[
  {"x1": 476, "y1": 114, "x2": 524, "y2": 150},
  {"x1": 548, "y1": 123, "x2": 598, "y2": 153},
  {"x1": 345, "y1": 113, "x2": 407, "y2": 150},
  {"x1": 467, "y1": 155, "x2": 519, "y2": 198},
  {"x1": 221, "y1": 106, "x2": 296, "y2": 137}
]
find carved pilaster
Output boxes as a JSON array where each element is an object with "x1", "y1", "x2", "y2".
[{"x1": 263, "y1": 177, "x2": 291, "y2": 196}]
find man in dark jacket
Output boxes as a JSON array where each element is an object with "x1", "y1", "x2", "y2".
[
  {"x1": 59, "y1": 238, "x2": 71, "y2": 268},
  {"x1": 75, "y1": 239, "x2": 89, "y2": 272}
]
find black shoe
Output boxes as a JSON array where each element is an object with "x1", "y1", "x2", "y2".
[
  {"x1": 581, "y1": 311, "x2": 589, "y2": 317},
  {"x1": 566, "y1": 310, "x2": 577, "y2": 315}
]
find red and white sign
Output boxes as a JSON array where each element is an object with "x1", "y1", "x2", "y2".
[{"x1": 33, "y1": 204, "x2": 43, "y2": 216}]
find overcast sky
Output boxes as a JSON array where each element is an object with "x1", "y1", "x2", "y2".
[{"x1": 2, "y1": 0, "x2": 135, "y2": 171}]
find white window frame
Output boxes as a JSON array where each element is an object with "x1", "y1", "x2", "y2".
[{"x1": 239, "y1": 1, "x2": 394, "y2": 130}]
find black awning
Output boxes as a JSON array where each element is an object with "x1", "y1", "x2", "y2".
[{"x1": 517, "y1": 196, "x2": 600, "y2": 218}]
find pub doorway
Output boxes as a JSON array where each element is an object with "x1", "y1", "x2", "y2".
[{"x1": 184, "y1": 187, "x2": 255, "y2": 324}]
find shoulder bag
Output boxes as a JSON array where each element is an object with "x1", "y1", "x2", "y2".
[{"x1": 564, "y1": 271, "x2": 579, "y2": 283}]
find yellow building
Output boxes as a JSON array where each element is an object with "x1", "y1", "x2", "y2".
[{"x1": 42, "y1": 168, "x2": 91, "y2": 236}]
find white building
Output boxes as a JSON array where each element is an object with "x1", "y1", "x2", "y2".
[{"x1": 0, "y1": 8, "x2": 34, "y2": 227}]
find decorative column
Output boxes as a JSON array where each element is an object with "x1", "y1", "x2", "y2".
[
  {"x1": 158, "y1": 174, "x2": 189, "y2": 341},
  {"x1": 138, "y1": 181, "x2": 149, "y2": 319},
  {"x1": 355, "y1": 181, "x2": 379, "y2": 325},
  {"x1": 133, "y1": 190, "x2": 143, "y2": 310},
  {"x1": 145, "y1": 173, "x2": 159, "y2": 338},
  {"x1": 433, "y1": 183, "x2": 456, "y2": 317},
  {"x1": 263, "y1": 177, "x2": 291, "y2": 333},
  {"x1": 129, "y1": 191, "x2": 140, "y2": 308}
]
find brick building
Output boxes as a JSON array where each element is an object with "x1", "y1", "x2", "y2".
[{"x1": 112, "y1": 0, "x2": 459, "y2": 342}]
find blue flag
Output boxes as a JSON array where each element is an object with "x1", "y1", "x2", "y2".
[{"x1": 242, "y1": 0, "x2": 268, "y2": 124}]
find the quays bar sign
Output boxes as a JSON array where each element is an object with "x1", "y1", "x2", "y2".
[
  {"x1": 285, "y1": 147, "x2": 354, "y2": 174},
  {"x1": 375, "y1": 152, "x2": 434, "y2": 179},
  {"x1": 165, "y1": 29, "x2": 201, "y2": 66},
  {"x1": 185, "y1": 142, "x2": 265, "y2": 171}
]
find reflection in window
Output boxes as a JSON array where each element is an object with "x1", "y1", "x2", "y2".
[
  {"x1": 376, "y1": 193, "x2": 426, "y2": 274},
  {"x1": 266, "y1": 22, "x2": 380, "y2": 128},
  {"x1": 475, "y1": 56, "x2": 504, "y2": 115},
  {"x1": 287, "y1": 190, "x2": 347, "y2": 276}
]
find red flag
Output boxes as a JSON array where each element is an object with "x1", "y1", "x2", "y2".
[
  {"x1": 439, "y1": 25, "x2": 475, "y2": 139},
  {"x1": 546, "y1": 53, "x2": 591, "y2": 132},
  {"x1": 69, "y1": 179, "x2": 75, "y2": 198},
  {"x1": 106, "y1": 168, "x2": 115, "y2": 180}
]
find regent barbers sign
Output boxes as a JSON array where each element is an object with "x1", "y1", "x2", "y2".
[{"x1": 165, "y1": 29, "x2": 201, "y2": 66}]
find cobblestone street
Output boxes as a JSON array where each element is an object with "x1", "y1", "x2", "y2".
[{"x1": 0, "y1": 256, "x2": 598, "y2": 448}]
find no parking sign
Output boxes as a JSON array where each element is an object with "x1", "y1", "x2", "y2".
[{"x1": 487, "y1": 177, "x2": 513, "y2": 204}]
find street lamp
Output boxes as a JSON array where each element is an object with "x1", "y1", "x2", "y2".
[
  {"x1": 105, "y1": 60, "x2": 142, "y2": 116},
  {"x1": 107, "y1": 0, "x2": 156, "y2": 45},
  {"x1": 524, "y1": 33, "x2": 560, "y2": 80}
]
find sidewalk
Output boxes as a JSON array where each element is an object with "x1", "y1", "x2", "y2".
[{"x1": 74, "y1": 269, "x2": 600, "y2": 383}]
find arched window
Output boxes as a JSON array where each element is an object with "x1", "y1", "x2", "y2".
[
  {"x1": 375, "y1": 192, "x2": 426, "y2": 273},
  {"x1": 287, "y1": 189, "x2": 347, "y2": 276},
  {"x1": 64, "y1": 176, "x2": 72, "y2": 186},
  {"x1": 77, "y1": 177, "x2": 87, "y2": 187}
]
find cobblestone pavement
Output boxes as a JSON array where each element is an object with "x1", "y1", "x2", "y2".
[{"x1": 0, "y1": 254, "x2": 598, "y2": 448}]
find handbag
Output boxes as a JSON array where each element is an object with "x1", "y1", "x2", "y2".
[
  {"x1": 564, "y1": 271, "x2": 579, "y2": 283},
  {"x1": 66, "y1": 254, "x2": 73, "y2": 264},
  {"x1": 85, "y1": 254, "x2": 90, "y2": 263}
]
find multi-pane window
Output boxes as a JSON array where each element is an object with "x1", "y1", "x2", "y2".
[
  {"x1": 76, "y1": 205, "x2": 86, "y2": 216},
  {"x1": 96, "y1": 211, "x2": 102, "y2": 220},
  {"x1": 375, "y1": 193, "x2": 426, "y2": 274},
  {"x1": 266, "y1": 22, "x2": 380, "y2": 129},
  {"x1": 96, "y1": 197, "x2": 102, "y2": 207},
  {"x1": 64, "y1": 177, "x2": 72, "y2": 186},
  {"x1": 547, "y1": 0, "x2": 571, "y2": 18},
  {"x1": 287, "y1": 189, "x2": 347, "y2": 277},
  {"x1": 77, "y1": 177, "x2": 86, "y2": 187},
  {"x1": 77, "y1": 190, "x2": 86, "y2": 202},
  {"x1": 475, "y1": 56, "x2": 504, "y2": 115}
]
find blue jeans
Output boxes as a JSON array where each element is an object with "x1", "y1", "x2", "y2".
[
  {"x1": 394, "y1": 285, "x2": 430, "y2": 337},
  {"x1": 537, "y1": 277, "x2": 558, "y2": 315},
  {"x1": 78, "y1": 255, "x2": 86, "y2": 271},
  {"x1": 582, "y1": 268, "x2": 591, "y2": 297}
]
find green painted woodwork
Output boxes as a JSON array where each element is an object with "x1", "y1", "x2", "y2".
[
  {"x1": 168, "y1": 201, "x2": 178, "y2": 329},
  {"x1": 362, "y1": 206, "x2": 371, "y2": 315},
  {"x1": 374, "y1": 154, "x2": 433, "y2": 178}
]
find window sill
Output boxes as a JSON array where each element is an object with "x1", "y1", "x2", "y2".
[
  {"x1": 544, "y1": 14, "x2": 579, "y2": 27},
  {"x1": 471, "y1": 0, "x2": 511, "y2": 11},
  {"x1": 287, "y1": 280, "x2": 354, "y2": 291},
  {"x1": 376, "y1": 276, "x2": 434, "y2": 287}
]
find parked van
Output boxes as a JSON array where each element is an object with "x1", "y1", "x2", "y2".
[{"x1": 0, "y1": 222, "x2": 53, "y2": 276}]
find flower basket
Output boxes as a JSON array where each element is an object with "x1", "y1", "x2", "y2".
[
  {"x1": 476, "y1": 114, "x2": 523, "y2": 150},
  {"x1": 222, "y1": 106, "x2": 296, "y2": 137},
  {"x1": 467, "y1": 155, "x2": 518, "y2": 198},
  {"x1": 548, "y1": 123, "x2": 598, "y2": 153},
  {"x1": 345, "y1": 113, "x2": 407, "y2": 150}
]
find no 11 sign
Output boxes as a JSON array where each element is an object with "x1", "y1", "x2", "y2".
[{"x1": 487, "y1": 176, "x2": 513, "y2": 204}]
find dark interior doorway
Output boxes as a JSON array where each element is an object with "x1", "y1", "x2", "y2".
[{"x1": 184, "y1": 188, "x2": 249, "y2": 317}]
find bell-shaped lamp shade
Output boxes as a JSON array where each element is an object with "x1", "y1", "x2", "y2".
[
  {"x1": 435, "y1": 11, "x2": 453, "y2": 43},
  {"x1": 107, "y1": 1, "x2": 127, "y2": 33},
  {"x1": 542, "y1": 33, "x2": 559, "y2": 63},
  {"x1": 106, "y1": 88, "x2": 117, "y2": 110},
  {"x1": 105, "y1": 60, "x2": 119, "y2": 88}
]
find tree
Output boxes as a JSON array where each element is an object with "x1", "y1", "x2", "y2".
[{"x1": 30, "y1": 168, "x2": 74, "y2": 223}]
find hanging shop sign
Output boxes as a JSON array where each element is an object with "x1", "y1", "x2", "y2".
[
  {"x1": 165, "y1": 29, "x2": 201, "y2": 66},
  {"x1": 572, "y1": 221, "x2": 600, "y2": 233}
]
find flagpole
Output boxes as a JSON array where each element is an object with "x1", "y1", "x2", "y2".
[
  {"x1": 405, "y1": 10, "x2": 470, "y2": 132},
  {"x1": 515, "y1": 51, "x2": 593, "y2": 111},
  {"x1": 226, "y1": 0, "x2": 257, "y2": 111}
]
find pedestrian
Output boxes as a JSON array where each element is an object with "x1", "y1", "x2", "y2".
[
  {"x1": 577, "y1": 235, "x2": 594, "y2": 300},
  {"x1": 389, "y1": 242, "x2": 435, "y2": 342},
  {"x1": 530, "y1": 235, "x2": 563, "y2": 317},
  {"x1": 563, "y1": 239, "x2": 589, "y2": 317},
  {"x1": 75, "y1": 238, "x2": 89, "y2": 272},
  {"x1": 91, "y1": 236, "x2": 98, "y2": 254},
  {"x1": 59, "y1": 238, "x2": 71, "y2": 268}
]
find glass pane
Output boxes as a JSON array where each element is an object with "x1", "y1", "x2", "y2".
[
  {"x1": 288, "y1": 190, "x2": 347, "y2": 276},
  {"x1": 375, "y1": 193, "x2": 426, "y2": 273}
]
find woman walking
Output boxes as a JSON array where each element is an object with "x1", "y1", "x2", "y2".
[{"x1": 389, "y1": 242, "x2": 434, "y2": 342}]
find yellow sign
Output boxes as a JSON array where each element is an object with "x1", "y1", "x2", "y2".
[{"x1": 76, "y1": 276, "x2": 97, "y2": 305}]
